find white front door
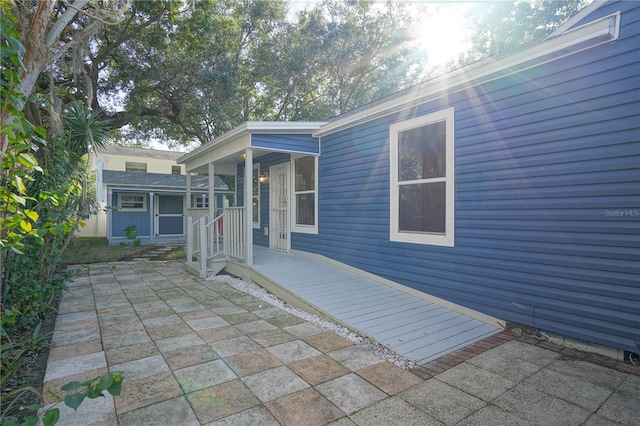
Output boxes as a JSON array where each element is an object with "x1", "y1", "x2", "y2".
[{"x1": 269, "y1": 163, "x2": 290, "y2": 252}]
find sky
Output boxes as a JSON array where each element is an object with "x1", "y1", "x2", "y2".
[
  {"x1": 288, "y1": 0, "x2": 473, "y2": 67},
  {"x1": 410, "y1": 2, "x2": 473, "y2": 67}
]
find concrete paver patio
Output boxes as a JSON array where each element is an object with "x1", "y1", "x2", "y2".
[{"x1": 43, "y1": 260, "x2": 640, "y2": 425}]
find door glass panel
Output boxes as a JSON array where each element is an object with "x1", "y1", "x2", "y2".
[
  {"x1": 159, "y1": 217, "x2": 183, "y2": 235},
  {"x1": 158, "y1": 196, "x2": 183, "y2": 214}
]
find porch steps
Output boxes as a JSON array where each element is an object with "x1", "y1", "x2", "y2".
[{"x1": 184, "y1": 257, "x2": 225, "y2": 279}]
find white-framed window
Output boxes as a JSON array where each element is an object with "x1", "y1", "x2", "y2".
[
  {"x1": 125, "y1": 162, "x2": 147, "y2": 173},
  {"x1": 192, "y1": 194, "x2": 209, "y2": 208},
  {"x1": 252, "y1": 164, "x2": 260, "y2": 228},
  {"x1": 118, "y1": 193, "x2": 147, "y2": 211},
  {"x1": 292, "y1": 155, "x2": 318, "y2": 234},
  {"x1": 390, "y1": 107, "x2": 454, "y2": 247}
]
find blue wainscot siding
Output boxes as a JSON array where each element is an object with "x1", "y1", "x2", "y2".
[{"x1": 293, "y1": 1, "x2": 640, "y2": 354}]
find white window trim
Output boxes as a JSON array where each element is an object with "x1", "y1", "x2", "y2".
[
  {"x1": 253, "y1": 163, "x2": 260, "y2": 229},
  {"x1": 390, "y1": 107, "x2": 455, "y2": 247},
  {"x1": 117, "y1": 193, "x2": 148, "y2": 212},
  {"x1": 291, "y1": 155, "x2": 318, "y2": 234},
  {"x1": 192, "y1": 194, "x2": 208, "y2": 208}
]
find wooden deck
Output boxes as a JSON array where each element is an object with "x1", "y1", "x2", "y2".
[{"x1": 250, "y1": 247, "x2": 501, "y2": 365}]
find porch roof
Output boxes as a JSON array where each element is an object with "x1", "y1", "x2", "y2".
[
  {"x1": 102, "y1": 170, "x2": 230, "y2": 192},
  {"x1": 177, "y1": 121, "x2": 326, "y2": 174}
]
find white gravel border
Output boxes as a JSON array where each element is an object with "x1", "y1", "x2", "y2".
[{"x1": 207, "y1": 273, "x2": 417, "y2": 369}]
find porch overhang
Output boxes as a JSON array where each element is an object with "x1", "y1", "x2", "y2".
[{"x1": 177, "y1": 121, "x2": 326, "y2": 174}]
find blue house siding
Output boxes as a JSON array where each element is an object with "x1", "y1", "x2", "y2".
[
  {"x1": 293, "y1": 1, "x2": 640, "y2": 353},
  {"x1": 251, "y1": 134, "x2": 320, "y2": 154},
  {"x1": 110, "y1": 192, "x2": 152, "y2": 238}
]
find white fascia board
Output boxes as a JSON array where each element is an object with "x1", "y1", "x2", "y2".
[
  {"x1": 315, "y1": 12, "x2": 619, "y2": 138},
  {"x1": 545, "y1": 0, "x2": 607, "y2": 40},
  {"x1": 246, "y1": 121, "x2": 327, "y2": 133}
]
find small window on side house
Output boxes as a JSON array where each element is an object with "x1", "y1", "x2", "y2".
[
  {"x1": 390, "y1": 108, "x2": 454, "y2": 247},
  {"x1": 126, "y1": 162, "x2": 147, "y2": 173},
  {"x1": 292, "y1": 156, "x2": 317, "y2": 234},
  {"x1": 172, "y1": 165, "x2": 181, "y2": 174},
  {"x1": 192, "y1": 195, "x2": 208, "y2": 208},
  {"x1": 118, "y1": 193, "x2": 147, "y2": 211}
]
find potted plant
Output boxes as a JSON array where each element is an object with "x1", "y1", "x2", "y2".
[{"x1": 124, "y1": 224, "x2": 138, "y2": 239}]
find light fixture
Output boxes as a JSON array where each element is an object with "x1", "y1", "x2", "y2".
[
  {"x1": 239, "y1": 152, "x2": 247, "y2": 159},
  {"x1": 258, "y1": 172, "x2": 269, "y2": 183}
]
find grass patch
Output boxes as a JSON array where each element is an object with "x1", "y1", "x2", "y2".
[
  {"x1": 61, "y1": 237, "x2": 150, "y2": 265},
  {"x1": 169, "y1": 249, "x2": 186, "y2": 260}
]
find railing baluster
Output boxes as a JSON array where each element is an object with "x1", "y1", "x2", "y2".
[
  {"x1": 187, "y1": 216, "x2": 193, "y2": 262},
  {"x1": 199, "y1": 218, "x2": 206, "y2": 278}
]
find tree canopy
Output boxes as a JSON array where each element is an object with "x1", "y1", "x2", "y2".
[
  {"x1": 100, "y1": 0, "x2": 425, "y2": 146},
  {"x1": 4, "y1": 0, "x2": 590, "y2": 150},
  {"x1": 459, "y1": 0, "x2": 589, "y2": 63}
]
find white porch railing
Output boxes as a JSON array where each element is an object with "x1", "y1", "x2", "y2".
[
  {"x1": 224, "y1": 207, "x2": 246, "y2": 261},
  {"x1": 186, "y1": 207, "x2": 246, "y2": 278},
  {"x1": 186, "y1": 211, "x2": 224, "y2": 278},
  {"x1": 186, "y1": 208, "x2": 209, "y2": 224}
]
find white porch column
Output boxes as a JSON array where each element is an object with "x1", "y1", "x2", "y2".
[
  {"x1": 107, "y1": 189, "x2": 113, "y2": 242},
  {"x1": 208, "y1": 162, "x2": 215, "y2": 216},
  {"x1": 244, "y1": 149, "x2": 253, "y2": 266},
  {"x1": 149, "y1": 192, "x2": 154, "y2": 242},
  {"x1": 186, "y1": 172, "x2": 191, "y2": 210}
]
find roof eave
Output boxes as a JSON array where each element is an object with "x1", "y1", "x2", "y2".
[{"x1": 177, "y1": 121, "x2": 327, "y2": 164}]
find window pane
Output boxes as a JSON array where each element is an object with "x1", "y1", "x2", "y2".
[
  {"x1": 120, "y1": 194, "x2": 145, "y2": 209},
  {"x1": 252, "y1": 196, "x2": 259, "y2": 222},
  {"x1": 295, "y1": 157, "x2": 315, "y2": 191},
  {"x1": 296, "y1": 193, "x2": 315, "y2": 225},
  {"x1": 252, "y1": 171, "x2": 259, "y2": 196},
  {"x1": 126, "y1": 162, "x2": 147, "y2": 173},
  {"x1": 399, "y1": 182, "x2": 445, "y2": 234},
  {"x1": 398, "y1": 121, "x2": 446, "y2": 181}
]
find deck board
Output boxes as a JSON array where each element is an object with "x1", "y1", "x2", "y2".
[
  {"x1": 250, "y1": 247, "x2": 500, "y2": 365},
  {"x1": 352, "y1": 304, "x2": 443, "y2": 330}
]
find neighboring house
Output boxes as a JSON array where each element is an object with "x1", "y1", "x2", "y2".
[
  {"x1": 79, "y1": 145, "x2": 233, "y2": 245},
  {"x1": 179, "y1": 1, "x2": 639, "y2": 356}
]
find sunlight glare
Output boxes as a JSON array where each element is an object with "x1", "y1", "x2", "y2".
[{"x1": 413, "y1": 4, "x2": 471, "y2": 67}]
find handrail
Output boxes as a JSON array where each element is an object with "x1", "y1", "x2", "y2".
[{"x1": 187, "y1": 207, "x2": 245, "y2": 277}]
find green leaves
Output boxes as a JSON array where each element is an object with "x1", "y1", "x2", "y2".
[
  {"x1": 41, "y1": 408, "x2": 60, "y2": 426},
  {"x1": 60, "y1": 372, "x2": 124, "y2": 411},
  {"x1": 17, "y1": 152, "x2": 39, "y2": 169},
  {"x1": 63, "y1": 100, "x2": 112, "y2": 155}
]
